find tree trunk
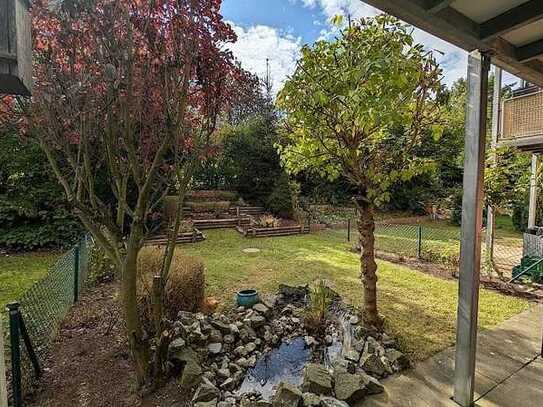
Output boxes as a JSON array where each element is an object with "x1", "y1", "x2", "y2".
[
  {"x1": 122, "y1": 235, "x2": 150, "y2": 388},
  {"x1": 356, "y1": 199, "x2": 382, "y2": 328}
]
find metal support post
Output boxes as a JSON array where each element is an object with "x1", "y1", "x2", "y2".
[
  {"x1": 528, "y1": 154, "x2": 539, "y2": 229},
  {"x1": 7, "y1": 303, "x2": 22, "y2": 407}
]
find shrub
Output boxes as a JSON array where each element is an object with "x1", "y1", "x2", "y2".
[
  {"x1": 186, "y1": 201, "x2": 231, "y2": 213},
  {"x1": 186, "y1": 190, "x2": 238, "y2": 202},
  {"x1": 137, "y1": 247, "x2": 206, "y2": 330},
  {"x1": 266, "y1": 173, "x2": 295, "y2": 217},
  {"x1": 254, "y1": 214, "x2": 281, "y2": 228},
  {"x1": 88, "y1": 245, "x2": 117, "y2": 284}
]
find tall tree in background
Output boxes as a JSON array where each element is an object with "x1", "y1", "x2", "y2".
[
  {"x1": 277, "y1": 15, "x2": 443, "y2": 326},
  {"x1": 2, "y1": 0, "x2": 244, "y2": 386}
]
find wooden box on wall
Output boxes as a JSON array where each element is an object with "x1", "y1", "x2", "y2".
[{"x1": 0, "y1": 0, "x2": 32, "y2": 96}]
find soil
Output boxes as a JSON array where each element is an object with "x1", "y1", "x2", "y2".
[{"x1": 27, "y1": 282, "x2": 190, "y2": 407}]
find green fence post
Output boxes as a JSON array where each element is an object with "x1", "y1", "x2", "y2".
[
  {"x1": 73, "y1": 243, "x2": 80, "y2": 303},
  {"x1": 347, "y1": 219, "x2": 351, "y2": 242},
  {"x1": 6, "y1": 303, "x2": 22, "y2": 407},
  {"x1": 417, "y1": 225, "x2": 423, "y2": 259}
]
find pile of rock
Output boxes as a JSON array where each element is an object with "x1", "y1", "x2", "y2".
[{"x1": 166, "y1": 285, "x2": 409, "y2": 406}]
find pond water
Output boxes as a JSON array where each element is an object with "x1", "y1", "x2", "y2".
[{"x1": 237, "y1": 337, "x2": 310, "y2": 400}]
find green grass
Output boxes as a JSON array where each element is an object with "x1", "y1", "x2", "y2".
[
  {"x1": 178, "y1": 229, "x2": 528, "y2": 361},
  {"x1": 0, "y1": 251, "x2": 59, "y2": 308}
]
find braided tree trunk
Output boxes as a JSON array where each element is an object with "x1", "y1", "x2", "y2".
[{"x1": 356, "y1": 198, "x2": 383, "y2": 328}]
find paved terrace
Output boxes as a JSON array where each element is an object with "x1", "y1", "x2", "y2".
[{"x1": 364, "y1": 305, "x2": 543, "y2": 407}]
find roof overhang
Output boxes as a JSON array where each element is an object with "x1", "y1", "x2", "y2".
[{"x1": 362, "y1": 0, "x2": 543, "y2": 87}]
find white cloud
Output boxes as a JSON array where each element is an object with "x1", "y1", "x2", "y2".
[{"x1": 227, "y1": 24, "x2": 302, "y2": 95}]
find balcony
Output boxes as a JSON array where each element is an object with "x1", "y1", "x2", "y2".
[{"x1": 499, "y1": 88, "x2": 543, "y2": 153}]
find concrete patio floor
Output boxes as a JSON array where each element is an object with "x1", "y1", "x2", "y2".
[{"x1": 363, "y1": 304, "x2": 543, "y2": 407}]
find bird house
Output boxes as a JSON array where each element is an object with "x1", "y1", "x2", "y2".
[{"x1": 0, "y1": 0, "x2": 32, "y2": 96}]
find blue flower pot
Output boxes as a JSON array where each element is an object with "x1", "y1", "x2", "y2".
[{"x1": 237, "y1": 289, "x2": 259, "y2": 308}]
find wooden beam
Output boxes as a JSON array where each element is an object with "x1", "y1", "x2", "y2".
[
  {"x1": 424, "y1": 0, "x2": 454, "y2": 14},
  {"x1": 480, "y1": 0, "x2": 543, "y2": 40},
  {"x1": 518, "y1": 39, "x2": 543, "y2": 62},
  {"x1": 453, "y1": 50, "x2": 489, "y2": 407}
]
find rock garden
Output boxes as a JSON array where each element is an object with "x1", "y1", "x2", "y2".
[{"x1": 168, "y1": 283, "x2": 409, "y2": 406}]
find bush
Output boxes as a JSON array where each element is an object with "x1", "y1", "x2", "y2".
[
  {"x1": 137, "y1": 247, "x2": 206, "y2": 330},
  {"x1": 254, "y1": 214, "x2": 281, "y2": 228},
  {"x1": 186, "y1": 190, "x2": 238, "y2": 202},
  {"x1": 266, "y1": 173, "x2": 295, "y2": 218},
  {"x1": 186, "y1": 201, "x2": 231, "y2": 212},
  {"x1": 88, "y1": 245, "x2": 117, "y2": 284}
]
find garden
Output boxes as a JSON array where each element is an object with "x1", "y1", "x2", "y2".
[{"x1": 0, "y1": 1, "x2": 539, "y2": 407}]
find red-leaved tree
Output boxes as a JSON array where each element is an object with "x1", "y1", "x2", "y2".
[{"x1": 2, "y1": 0, "x2": 245, "y2": 386}]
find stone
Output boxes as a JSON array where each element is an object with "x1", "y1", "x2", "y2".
[
  {"x1": 242, "y1": 247, "x2": 261, "y2": 254},
  {"x1": 385, "y1": 349, "x2": 409, "y2": 371},
  {"x1": 220, "y1": 377, "x2": 236, "y2": 391},
  {"x1": 245, "y1": 342, "x2": 257, "y2": 353},
  {"x1": 325, "y1": 335, "x2": 334, "y2": 346},
  {"x1": 218, "y1": 401, "x2": 235, "y2": 407},
  {"x1": 168, "y1": 337, "x2": 186, "y2": 353},
  {"x1": 360, "y1": 372, "x2": 384, "y2": 395},
  {"x1": 272, "y1": 382, "x2": 302, "y2": 407},
  {"x1": 360, "y1": 353, "x2": 387, "y2": 377},
  {"x1": 253, "y1": 303, "x2": 270, "y2": 315},
  {"x1": 180, "y1": 360, "x2": 203, "y2": 389},
  {"x1": 211, "y1": 320, "x2": 232, "y2": 334},
  {"x1": 342, "y1": 349, "x2": 360, "y2": 363},
  {"x1": 302, "y1": 363, "x2": 333, "y2": 396},
  {"x1": 302, "y1": 392, "x2": 321, "y2": 406},
  {"x1": 209, "y1": 329, "x2": 223, "y2": 343},
  {"x1": 194, "y1": 399, "x2": 218, "y2": 407},
  {"x1": 224, "y1": 334, "x2": 235, "y2": 344},
  {"x1": 235, "y1": 345, "x2": 248, "y2": 356},
  {"x1": 349, "y1": 315, "x2": 360, "y2": 325},
  {"x1": 334, "y1": 372, "x2": 367, "y2": 404},
  {"x1": 255, "y1": 401, "x2": 272, "y2": 407},
  {"x1": 236, "y1": 357, "x2": 249, "y2": 368},
  {"x1": 250, "y1": 315, "x2": 266, "y2": 328},
  {"x1": 193, "y1": 378, "x2": 220, "y2": 403},
  {"x1": 217, "y1": 368, "x2": 230, "y2": 379},
  {"x1": 208, "y1": 343, "x2": 223, "y2": 354},
  {"x1": 304, "y1": 336, "x2": 317, "y2": 347},
  {"x1": 320, "y1": 397, "x2": 349, "y2": 407}
]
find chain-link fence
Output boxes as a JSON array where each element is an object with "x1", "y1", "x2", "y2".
[
  {"x1": 2, "y1": 235, "x2": 93, "y2": 406},
  {"x1": 344, "y1": 221, "x2": 523, "y2": 276}
]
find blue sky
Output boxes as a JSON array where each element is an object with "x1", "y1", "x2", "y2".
[{"x1": 221, "y1": 0, "x2": 518, "y2": 94}]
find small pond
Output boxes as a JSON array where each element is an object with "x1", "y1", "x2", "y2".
[{"x1": 237, "y1": 337, "x2": 310, "y2": 400}]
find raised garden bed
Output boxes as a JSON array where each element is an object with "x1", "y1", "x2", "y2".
[
  {"x1": 145, "y1": 229, "x2": 206, "y2": 245},
  {"x1": 237, "y1": 224, "x2": 310, "y2": 238},
  {"x1": 194, "y1": 217, "x2": 251, "y2": 230}
]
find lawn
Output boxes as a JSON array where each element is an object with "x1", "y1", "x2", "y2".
[
  {"x1": 179, "y1": 228, "x2": 528, "y2": 361},
  {"x1": 0, "y1": 251, "x2": 59, "y2": 308}
]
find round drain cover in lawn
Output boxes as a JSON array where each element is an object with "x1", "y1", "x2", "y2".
[{"x1": 242, "y1": 248, "x2": 261, "y2": 254}]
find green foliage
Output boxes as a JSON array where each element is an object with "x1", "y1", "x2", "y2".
[
  {"x1": 277, "y1": 15, "x2": 443, "y2": 207},
  {"x1": 0, "y1": 132, "x2": 82, "y2": 251},
  {"x1": 266, "y1": 173, "x2": 296, "y2": 217},
  {"x1": 192, "y1": 117, "x2": 282, "y2": 205},
  {"x1": 304, "y1": 279, "x2": 334, "y2": 335},
  {"x1": 88, "y1": 245, "x2": 117, "y2": 285}
]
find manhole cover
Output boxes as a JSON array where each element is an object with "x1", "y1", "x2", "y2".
[{"x1": 242, "y1": 248, "x2": 260, "y2": 254}]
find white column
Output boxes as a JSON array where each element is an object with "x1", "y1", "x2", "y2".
[
  {"x1": 453, "y1": 51, "x2": 489, "y2": 407},
  {"x1": 485, "y1": 67, "x2": 502, "y2": 262},
  {"x1": 528, "y1": 154, "x2": 539, "y2": 229}
]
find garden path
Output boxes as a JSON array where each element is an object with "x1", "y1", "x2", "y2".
[{"x1": 363, "y1": 304, "x2": 543, "y2": 407}]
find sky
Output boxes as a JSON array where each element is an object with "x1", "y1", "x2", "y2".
[{"x1": 221, "y1": 0, "x2": 519, "y2": 95}]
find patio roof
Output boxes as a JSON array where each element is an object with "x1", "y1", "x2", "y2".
[{"x1": 362, "y1": 0, "x2": 543, "y2": 86}]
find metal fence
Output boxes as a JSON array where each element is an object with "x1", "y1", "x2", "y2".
[
  {"x1": 2, "y1": 235, "x2": 92, "y2": 406},
  {"x1": 345, "y1": 221, "x2": 523, "y2": 276}
]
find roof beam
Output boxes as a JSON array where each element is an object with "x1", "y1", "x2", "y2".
[
  {"x1": 518, "y1": 39, "x2": 543, "y2": 62},
  {"x1": 480, "y1": 0, "x2": 543, "y2": 40},
  {"x1": 424, "y1": 0, "x2": 455, "y2": 14}
]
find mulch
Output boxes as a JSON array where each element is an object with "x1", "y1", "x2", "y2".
[{"x1": 26, "y1": 282, "x2": 190, "y2": 407}]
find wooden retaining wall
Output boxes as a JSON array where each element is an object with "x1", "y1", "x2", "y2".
[
  {"x1": 145, "y1": 229, "x2": 206, "y2": 245},
  {"x1": 228, "y1": 206, "x2": 265, "y2": 216},
  {"x1": 237, "y1": 225, "x2": 310, "y2": 238},
  {"x1": 193, "y1": 217, "x2": 251, "y2": 230}
]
